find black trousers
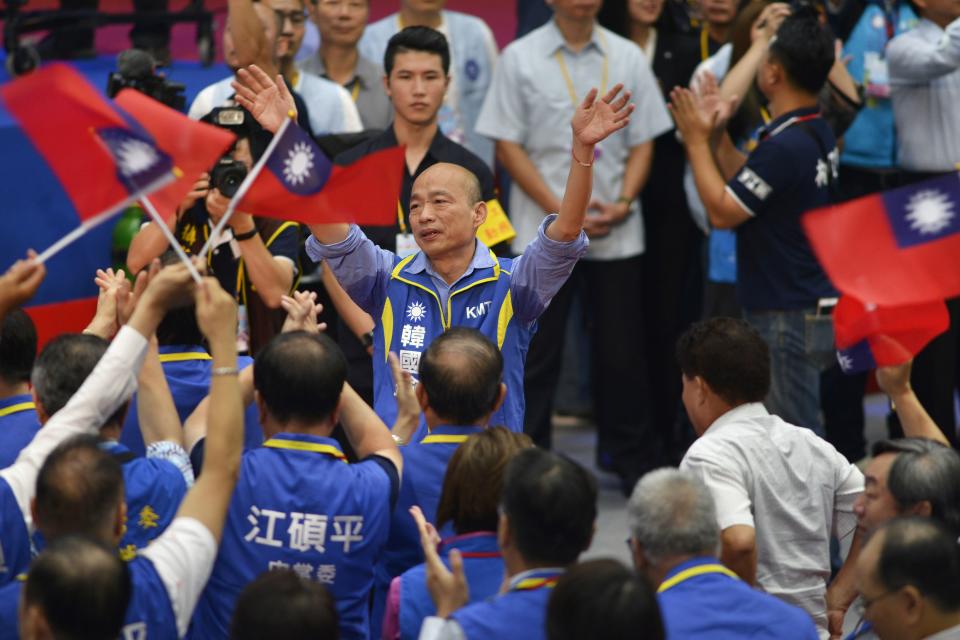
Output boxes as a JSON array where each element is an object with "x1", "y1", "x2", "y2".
[{"x1": 523, "y1": 256, "x2": 655, "y2": 477}]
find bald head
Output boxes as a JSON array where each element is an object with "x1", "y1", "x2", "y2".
[
  {"x1": 419, "y1": 328, "x2": 503, "y2": 425},
  {"x1": 415, "y1": 163, "x2": 482, "y2": 206}
]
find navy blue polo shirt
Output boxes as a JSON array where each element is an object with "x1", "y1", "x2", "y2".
[{"x1": 726, "y1": 107, "x2": 838, "y2": 311}]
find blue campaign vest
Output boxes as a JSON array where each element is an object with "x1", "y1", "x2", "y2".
[
  {"x1": 188, "y1": 433, "x2": 394, "y2": 640},
  {"x1": 0, "y1": 555, "x2": 179, "y2": 640},
  {"x1": 0, "y1": 480, "x2": 30, "y2": 588},
  {"x1": 841, "y1": 2, "x2": 917, "y2": 169},
  {"x1": 120, "y1": 346, "x2": 263, "y2": 456},
  {"x1": 398, "y1": 533, "x2": 503, "y2": 640},
  {"x1": 370, "y1": 426, "x2": 482, "y2": 637},
  {"x1": 102, "y1": 442, "x2": 188, "y2": 559},
  {"x1": 373, "y1": 251, "x2": 532, "y2": 434},
  {"x1": 0, "y1": 395, "x2": 40, "y2": 469},
  {"x1": 126, "y1": 555, "x2": 179, "y2": 640},
  {"x1": 450, "y1": 568, "x2": 562, "y2": 640}
]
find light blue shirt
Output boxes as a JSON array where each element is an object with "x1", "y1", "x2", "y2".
[
  {"x1": 888, "y1": 17, "x2": 960, "y2": 171},
  {"x1": 358, "y1": 10, "x2": 500, "y2": 168},
  {"x1": 476, "y1": 19, "x2": 672, "y2": 260}
]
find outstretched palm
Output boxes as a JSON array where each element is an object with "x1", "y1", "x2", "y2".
[
  {"x1": 231, "y1": 65, "x2": 297, "y2": 134},
  {"x1": 571, "y1": 83, "x2": 635, "y2": 146}
]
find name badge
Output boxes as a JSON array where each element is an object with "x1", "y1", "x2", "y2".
[
  {"x1": 396, "y1": 233, "x2": 418, "y2": 259},
  {"x1": 864, "y1": 52, "x2": 890, "y2": 99}
]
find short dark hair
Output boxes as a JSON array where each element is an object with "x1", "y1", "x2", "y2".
[
  {"x1": 501, "y1": 448, "x2": 597, "y2": 566},
  {"x1": 384, "y1": 26, "x2": 450, "y2": 76},
  {"x1": 419, "y1": 328, "x2": 504, "y2": 425},
  {"x1": 35, "y1": 435, "x2": 125, "y2": 541},
  {"x1": 436, "y1": 427, "x2": 532, "y2": 534},
  {"x1": 546, "y1": 559, "x2": 665, "y2": 640},
  {"x1": 871, "y1": 437, "x2": 945, "y2": 458},
  {"x1": 24, "y1": 535, "x2": 131, "y2": 640},
  {"x1": 887, "y1": 445, "x2": 960, "y2": 537},
  {"x1": 32, "y1": 334, "x2": 108, "y2": 416},
  {"x1": 675, "y1": 317, "x2": 770, "y2": 405},
  {"x1": 253, "y1": 332, "x2": 347, "y2": 424},
  {"x1": 767, "y1": 9, "x2": 835, "y2": 95},
  {"x1": 0, "y1": 308, "x2": 37, "y2": 385},
  {"x1": 230, "y1": 569, "x2": 339, "y2": 640},
  {"x1": 873, "y1": 517, "x2": 960, "y2": 612}
]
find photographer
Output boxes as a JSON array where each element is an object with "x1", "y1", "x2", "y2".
[{"x1": 127, "y1": 106, "x2": 300, "y2": 354}]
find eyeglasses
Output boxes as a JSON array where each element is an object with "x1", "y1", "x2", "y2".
[{"x1": 274, "y1": 9, "x2": 308, "y2": 25}]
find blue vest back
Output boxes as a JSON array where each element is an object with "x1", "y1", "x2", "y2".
[
  {"x1": 840, "y1": 2, "x2": 917, "y2": 168},
  {"x1": 189, "y1": 434, "x2": 394, "y2": 640},
  {"x1": 0, "y1": 395, "x2": 40, "y2": 468},
  {"x1": 370, "y1": 426, "x2": 482, "y2": 637},
  {"x1": 0, "y1": 579, "x2": 20, "y2": 640},
  {"x1": 0, "y1": 480, "x2": 29, "y2": 588},
  {"x1": 373, "y1": 253, "x2": 531, "y2": 434},
  {"x1": 126, "y1": 555, "x2": 179, "y2": 640},
  {"x1": 120, "y1": 347, "x2": 263, "y2": 455},
  {"x1": 450, "y1": 570, "x2": 560, "y2": 640},
  {"x1": 398, "y1": 533, "x2": 503, "y2": 640},
  {"x1": 104, "y1": 442, "x2": 188, "y2": 559}
]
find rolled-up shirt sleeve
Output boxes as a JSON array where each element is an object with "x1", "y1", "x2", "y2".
[
  {"x1": 888, "y1": 17, "x2": 960, "y2": 85},
  {"x1": 509, "y1": 214, "x2": 588, "y2": 326},
  {"x1": 305, "y1": 225, "x2": 397, "y2": 315},
  {"x1": 417, "y1": 617, "x2": 466, "y2": 640}
]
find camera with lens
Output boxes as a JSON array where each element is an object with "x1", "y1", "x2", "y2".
[
  {"x1": 106, "y1": 49, "x2": 186, "y2": 111},
  {"x1": 210, "y1": 157, "x2": 248, "y2": 199}
]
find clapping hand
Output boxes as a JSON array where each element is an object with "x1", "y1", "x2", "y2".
[
  {"x1": 281, "y1": 290, "x2": 327, "y2": 334},
  {"x1": 669, "y1": 84, "x2": 727, "y2": 147},
  {"x1": 411, "y1": 505, "x2": 468, "y2": 618},
  {"x1": 571, "y1": 84, "x2": 634, "y2": 147},
  {"x1": 0, "y1": 251, "x2": 45, "y2": 317},
  {"x1": 389, "y1": 352, "x2": 420, "y2": 443},
  {"x1": 231, "y1": 64, "x2": 297, "y2": 134}
]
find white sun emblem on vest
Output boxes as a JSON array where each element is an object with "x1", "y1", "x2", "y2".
[
  {"x1": 283, "y1": 142, "x2": 315, "y2": 185},
  {"x1": 116, "y1": 138, "x2": 159, "y2": 176},
  {"x1": 905, "y1": 189, "x2": 955, "y2": 235},
  {"x1": 836, "y1": 352, "x2": 854, "y2": 373},
  {"x1": 406, "y1": 301, "x2": 427, "y2": 323}
]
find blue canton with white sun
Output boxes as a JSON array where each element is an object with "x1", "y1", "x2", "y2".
[
  {"x1": 96, "y1": 127, "x2": 173, "y2": 194},
  {"x1": 265, "y1": 122, "x2": 333, "y2": 195},
  {"x1": 882, "y1": 174, "x2": 960, "y2": 248}
]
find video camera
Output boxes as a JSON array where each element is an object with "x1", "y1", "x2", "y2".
[{"x1": 106, "y1": 49, "x2": 186, "y2": 111}]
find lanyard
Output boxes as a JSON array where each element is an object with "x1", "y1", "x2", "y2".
[
  {"x1": 760, "y1": 112, "x2": 821, "y2": 141},
  {"x1": 158, "y1": 352, "x2": 212, "y2": 363},
  {"x1": 700, "y1": 28, "x2": 711, "y2": 61},
  {"x1": 263, "y1": 438, "x2": 348, "y2": 463},
  {"x1": 554, "y1": 31, "x2": 608, "y2": 107},
  {"x1": 0, "y1": 401, "x2": 35, "y2": 418},
  {"x1": 657, "y1": 563, "x2": 739, "y2": 593},
  {"x1": 421, "y1": 434, "x2": 470, "y2": 445},
  {"x1": 512, "y1": 575, "x2": 560, "y2": 591},
  {"x1": 350, "y1": 80, "x2": 360, "y2": 102},
  {"x1": 397, "y1": 201, "x2": 407, "y2": 234}
]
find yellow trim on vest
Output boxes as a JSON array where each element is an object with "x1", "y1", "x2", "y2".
[
  {"x1": 0, "y1": 401, "x2": 35, "y2": 418},
  {"x1": 263, "y1": 438, "x2": 348, "y2": 463},
  {"x1": 158, "y1": 352, "x2": 212, "y2": 363},
  {"x1": 382, "y1": 298, "x2": 394, "y2": 361},
  {"x1": 390, "y1": 254, "x2": 419, "y2": 278},
  {"x1": 497, "y1": 291, "x2": 514, "y2": 350},
  {"x1": 657, "y1": 564, "x2": 739, "y2": 593},
  {"x1": 391, "y1": 254, "x2": 447, "y2": 329},
  {"x1": 237, "y1": 221, "x2": 301, "y2": 303},
  {"x1": 420, "y1": 434, "x2": 470, "y2": 445}
]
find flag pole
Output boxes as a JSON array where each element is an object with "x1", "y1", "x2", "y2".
[
  {"x1": 197, "y1": 118, "x2": 292, "y2": 261},
  {"x1": 139, "y1": 196, "x2": 204, "y2": 284}
]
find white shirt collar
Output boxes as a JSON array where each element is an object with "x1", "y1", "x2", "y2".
[{"x1": 703, "y1": 402, "x2": 770, "y2": 436}]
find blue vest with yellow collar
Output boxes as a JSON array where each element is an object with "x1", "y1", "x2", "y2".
[{"x1": 373, "y1": 249, "x2": 531, "y2": 434}]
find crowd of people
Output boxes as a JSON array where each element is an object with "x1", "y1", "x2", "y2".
[{"x1": 4, "y1": 0, "x2": 960, "y2": 637}]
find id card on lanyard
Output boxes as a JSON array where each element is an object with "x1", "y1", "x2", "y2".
[{"x1": 396, "y1": 200, "x2": 418, "y2": 259}]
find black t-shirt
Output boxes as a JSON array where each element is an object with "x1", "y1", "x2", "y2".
[{"x1": 333, "y1": 125, "x2": 497, "y2": 253}]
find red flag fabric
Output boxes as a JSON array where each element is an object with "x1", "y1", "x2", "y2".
[
  {"x1": 0, "y1": 64, "x2": 173, "y2": 223},
  {"x1": 833, "y1": 295, "x2": 949, "y2": 374},
  {"x1": 114, "y1": 89, "x2": 237, "y2": 220},
  {"x1": 803, "y1": 173, "x2": 960, "y2": 306},
  {"x1": 237, "y1": 120, "x2": 402, "y2": 225}
]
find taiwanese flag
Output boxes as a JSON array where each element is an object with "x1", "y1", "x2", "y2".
[
  {"x1": 113, "y1": 89, "x2": 237, "y2": 220},
  {"x1": 236, "y1": 119, "x2": 402, "y2": 225},
  {"x1": 833, "y1": 295, "x2": 949, "y2": 374},
  {"x1": 803, "y1": 173, "x2": 960, "y2": 306}
]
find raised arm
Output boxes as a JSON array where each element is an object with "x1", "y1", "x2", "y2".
[
  {"x1": 338, "y1": 382, "x2": 403, "y2": 477},
  {"x1": 888, "y1": 16, "x2": 960, "y2": 85},
  {"x1": 719, "y1": 3, "x2": 790, "y2": 103},
  {"x1": 546, "y1": 84, "x2": 635, "y2": 242},
  {"x1": 876, "y1": 359, "x2": 950, "y2": 446},
  {"x1": 0, "y1": 251, "x2": 45, "y2": 322}
]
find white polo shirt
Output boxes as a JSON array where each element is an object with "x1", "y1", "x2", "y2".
[{"x1": 680, "y1": 402, "x2": 864, "y2": 638}]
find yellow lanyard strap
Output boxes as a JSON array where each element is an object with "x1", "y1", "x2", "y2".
[
  {"x1": 554, "y1": 31, "x2": 608, "y2": 107},
  {"x1": 513, "y1": 576, "x2": 560, "y2": 591},
  {"x1": 397, "y1": 201, "x2": 407, "y2": 234},
  {"x1": 158, "y1": 352, "x2": 212, "y2": 363},
  {"x1": 351, "y1": 81, "x2": 360, "y2": 102},
  {"x1": 700, "y1": 28, "x2": 711, "y2": 62},
  {"x1": 420, "y1": 434, "x2": 470, "y2": 445},
  {"x1": 0, "y1": 401, "x2": 35, "y2": 418},
  {"x1": 263, "y1": 438, "x2": 348, "y2": 463},
  {"x1": 658, "y1": 564, "x2": 739, "y2": 593}
]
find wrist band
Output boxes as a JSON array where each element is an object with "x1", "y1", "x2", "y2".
[
  {"x1": 616, "y1": 195, "x2": 633, "y2": 205},
  {"x1": 211, "y1": 367, "x2": 239, "y2": 377},
  {"x1": 233, "y1": 228, "x2": 258, "y2": 241},
  {"x1": 572, "y1": 149, "x2": 593, "y2": 167}
]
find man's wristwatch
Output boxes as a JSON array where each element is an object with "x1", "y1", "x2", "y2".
[
  {"x1": 360, "y1": 331, "x2": 375, "y2": 349},
  {"x1": 234, "y1": 227, "x2": 258, "y2": 241}
]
